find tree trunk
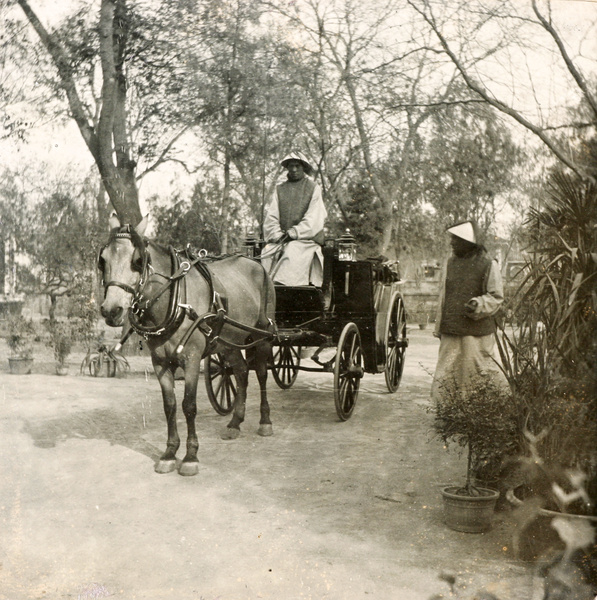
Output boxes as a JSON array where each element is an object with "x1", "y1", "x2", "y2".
[
  {"x1": 16, "y1": 0, "x2": 142, "y2": 226},
  {"x1": 343, "y1": 72, "x2": 394, "y2": 257},
  {"x1": 49, "y1": 294, "x2": 57, "y2": 322},
  {"x1": 221, "y1": 147, "x2": 231, "y2": 253}
]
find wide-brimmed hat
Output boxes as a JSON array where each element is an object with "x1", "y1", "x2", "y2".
[
  {"x1": 280, "y1": 151, "x2": 315, "y2": 175},
  {"x1": 446, "y1": 220, "x2": 484, "y2": 246}
]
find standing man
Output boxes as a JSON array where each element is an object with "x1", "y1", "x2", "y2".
[
  {"x1": 261, "y1": 151, "x2": 327, "y2": 287},
  {"x1": 431, "y1": 220, "x2": 508, "y2": 401}
]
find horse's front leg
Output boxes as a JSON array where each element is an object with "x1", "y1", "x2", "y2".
[
  {"x1": 255, "y1": 343, "x2": 273, "y2": 437},
  {"x1": 178, "y1": 359, "x2": 201, "y2": 477},
  {"x1": 152, "y1": 357, "x2": 180, "y2": 474},
  {"x1": 221, "y1": 349, "x2": 248, "y2": 440}
]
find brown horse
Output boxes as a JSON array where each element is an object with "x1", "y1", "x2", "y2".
[{"x1": 98, "y1": 214, "x2": 276, "y2": 476}]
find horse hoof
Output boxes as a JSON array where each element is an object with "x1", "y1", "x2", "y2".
[
  {"x1": 178, "y1": 461, "x2": 199, "y2": 477},
  {"x1": 221, "y1": 427, "x2": 240, "y2": 440},
  {"x1": 257, "y1": 424, "x2": 273, "y2": 437},
  {"x1": 155, "y1": 459, "x2": 177, "y2": 474}
]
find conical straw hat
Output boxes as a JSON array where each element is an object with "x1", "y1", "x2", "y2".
[{"x1": 447, "y1": 221, "x2": 476, "y2": 244}]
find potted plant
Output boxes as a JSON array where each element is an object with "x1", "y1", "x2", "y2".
[
  {"x1": 81, "y1": 341, "x2": 130, "y2": 378},
  {"x1": 5, "y1": 314, "x2": 36, "y2": 374},
  {"x1": 432, "y1": 372, "x2": 519, "y2": 533},
  {"x1": 46, "y1": 321, "x2": 74, "y2": 375},
  {"x1": 412, "y1": 301, "x2": 431, "y2": 330}
]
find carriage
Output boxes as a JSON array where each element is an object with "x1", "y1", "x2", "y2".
[
  {"x1": 100, "y1": 218, "x2": 409, "y2": 474},
  {"x1": 204, "y1": 231, "x2": 409, "y2": 421}
]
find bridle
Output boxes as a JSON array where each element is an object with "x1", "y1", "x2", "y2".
[
  {"x1": 99, "y1": 225, "x2": 150, "y2": 298},
  {"x1": 98, "y1": 225, "x2": 204, "y2": 338}
]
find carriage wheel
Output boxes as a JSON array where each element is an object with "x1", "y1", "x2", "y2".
[
  {"x1": 271, "y1": 345, "x2": 301, "y2": 389},
  {"x1": 333, "y1": 323, "x2": 364, "y2": 421},
  {"x1": 385, "y1": 294, "x2": 408, "y2": 393},
  {"x1": 204, "y1": 353, "x2": 236, "y2": 415}
]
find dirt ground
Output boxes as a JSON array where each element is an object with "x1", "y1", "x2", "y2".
[{"x1": 0, "y1": 328, "x2": 545, "y2": 600}]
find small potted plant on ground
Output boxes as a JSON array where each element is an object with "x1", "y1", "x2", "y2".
[
  {"x1": 432, "y1": 372, "x2": 519, "y2": 533},
  {"x1": 46, "y1": 321, "x2": 74, "y2": 375},
  {"x1": 6, "y1": 315, "x2": 36, "y2": 374},
  {"x1": 81, "y1": 339, "x2": 130, "y2": 377}
]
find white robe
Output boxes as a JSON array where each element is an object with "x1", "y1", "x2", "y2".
[
  {"x1": 261, "y1": 178, "x2": 327, "y2": 287},
  {"x1": 431, "y1": 258, "x2": 508, "y2": 402}
]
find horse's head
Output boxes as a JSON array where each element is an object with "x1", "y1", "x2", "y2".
[{"x1": 99, "y1": 214, "x2": 149, "y2": 327}]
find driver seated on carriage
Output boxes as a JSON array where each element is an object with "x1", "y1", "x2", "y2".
[{"x1": 261, "y1": 151, "x2": 327, "y2": 287}]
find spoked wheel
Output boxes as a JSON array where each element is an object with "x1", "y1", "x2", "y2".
[
  {"x1": 271, "y1": 345, "x2": 301, "y2": 389},
  {"x1": 204, "y1": 353, "x2": 236, "y2": 415},
  {"x1": 385, "y1": 294, "x2": 408, "y2": 393},
  {"x1": 333, "y1": 322, "x2": 364, "y2": 421}
]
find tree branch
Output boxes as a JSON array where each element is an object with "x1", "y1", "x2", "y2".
[
  {"x1": 531, "y1": 0, "x2": 597, "y2": 121},
  {"x1": 407, "y1": 0, "x2": 589, "y2": 180},
  {"x1": 136, "y1": 125, "x2": 194, "y2": 179},
  {"x1": 15, "y1": 0, "x2": 99, "y2": 160}
]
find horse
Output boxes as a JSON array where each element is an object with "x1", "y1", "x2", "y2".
[{"x1": 98, "y1": 214, "x2": 276, "y2": 476}]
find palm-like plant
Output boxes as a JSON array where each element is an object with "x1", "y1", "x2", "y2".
[
  {"x1": 497, "y1": 171, "x2": 597, "y2": 482},
  {"x1": 520, "y1": 172, "x2": 597, "y2": 372},
  {"x1": 80, "y1": 343, "x2": 130, "y2": 377}
]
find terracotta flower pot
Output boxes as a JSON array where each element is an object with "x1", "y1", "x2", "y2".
[
  {"x1": 441, "y1": 486, "x2": 500, "y2": 533},
  {"x1": 8, "y1": 357, "x2": 34, "y2": 375}
]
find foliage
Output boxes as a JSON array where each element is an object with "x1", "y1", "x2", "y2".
[
  {"x1": 410, "y1": 301, "x2": 432, "y2": 325},
  {"x1": 5, "y1": 314, "x2": 36, "y2": 359},
  {"x1": 45, "y1": 320, "x2": 74, "y2": 366},
  {"x1": 424, "y1": 99, "x2": 522, "y2": 230},
  {"x1": 337, "y1": 177, "x2": 385, "y2": 258},
  {"x1": 20, "y1": 189, "x2": 102, "y2": 319},
  {"x1": 432, "y1": 372, "x2": 519, "y2": 494},
  {"x1": 496, "y1": 170, "x2": 597, "y2": 503},
  {"x1": 150, "y1": 178, "x2": 243, "y2": 254},
  {"x1": 0, "y1": 168, "x2": 36, "y2": 257},
  {"x1": 64, "y1": 274, "x2": 100, "y2": 352},
  {"x1": 518, "y1": 173, "x2": 597, "y2": 372},
  {"x1": 80, "y1": 342, "x2": 130, "y2": 378}
]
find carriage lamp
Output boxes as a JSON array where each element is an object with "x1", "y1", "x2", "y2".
[
  {"x1": 242, "y1": 231, "x2": 259, "y2": 258},
  {"x1": 337, "y1": 229, "x2": 357, "y2": 262}
]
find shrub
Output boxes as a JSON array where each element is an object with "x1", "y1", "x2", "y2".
[
  {"x1": 432, "y1": 372, "x2": 520, "y2": 494},
  {"x1": 46, "y1": 321, "x2": 74, "y2": 367}
]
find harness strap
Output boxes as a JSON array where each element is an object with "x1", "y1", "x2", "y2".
[
  {"x1": 133, "y1": 251, "x2": 205, "y2": 315},
  {"x1": 176, "y1": 308, "x2": 275, "y2": 356},
  {"x1": 105, "y1": 281, "x2": 136, "y2": 295},
  {"x1": 114, "y1": 325, "x2": 135, "y2": 353},
  {"x1": 129, "y1": 246, "x2": 185, "y2": 337}
]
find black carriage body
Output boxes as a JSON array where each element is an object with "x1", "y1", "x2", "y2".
[{"x1": 274, "y1": 257, "x2": 401, "y2": 375}]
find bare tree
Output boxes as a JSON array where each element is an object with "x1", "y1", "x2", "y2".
[
  {"x1": 264, "y1": 0, "x2": 411, "y2": 255},
  {"x1": 406, "y1": 0, "x2": 597, "y2": 181}
]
